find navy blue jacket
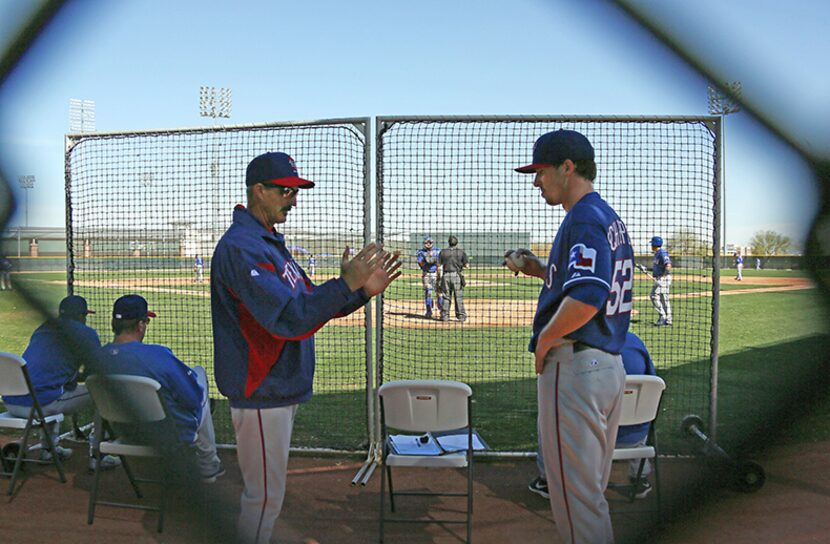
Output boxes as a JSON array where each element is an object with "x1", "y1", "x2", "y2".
[
  {"x1": 210, "y1": 206, "x2": 369, "y2": 409},
  {"x1": 3, "y1": 318, "x2": 101, "y2": 407}
]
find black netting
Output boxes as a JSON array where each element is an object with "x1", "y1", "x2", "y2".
[
  {"x1": 376, "y1": 118, "x2": 718, "y2": 453},
  {"x1": 66, "y1": 121, "x2": 369, "y2": 449},
  {"x1": 66, "y1": 116, "x2": 719, "y2": 455}
]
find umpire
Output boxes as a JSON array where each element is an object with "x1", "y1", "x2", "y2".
[{"x1": 438, "y1": 235, "x2": 469, "y2": 322}]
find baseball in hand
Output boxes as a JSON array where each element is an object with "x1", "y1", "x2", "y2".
[{"x1": 504, "y1": 250, "x2": 525, "y2": 275}]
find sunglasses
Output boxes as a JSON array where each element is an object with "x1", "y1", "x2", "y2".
[{"x1": 262, "y1": 183, "x2": 299, "y2": 197}]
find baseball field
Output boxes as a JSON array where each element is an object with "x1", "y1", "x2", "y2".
[{"x1": 1, "y1": 265, "x2": 827, "y2": 457}]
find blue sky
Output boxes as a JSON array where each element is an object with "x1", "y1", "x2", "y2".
[{"x1": 0, "y1": 0, "x2": 826, "y2": 249}]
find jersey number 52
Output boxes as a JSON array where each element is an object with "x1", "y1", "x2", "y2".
[{"x1": 606, "y1": 258, "x2": 633, "y2": 315}]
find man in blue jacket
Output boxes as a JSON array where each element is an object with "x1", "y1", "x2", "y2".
[
  {"x1": 2, "y1": 295, "x2": 118, "y2": 470},
  {"x1": 97, "y1": 294, "x2": 224, "y2": 482},
  {"x1": 211, "y1": 151, "x2": 401, "y2": 544}
]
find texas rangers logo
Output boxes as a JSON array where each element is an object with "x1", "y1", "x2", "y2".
[{"x1": 568, "y1": 244, "x2": 597, "y2": 272}]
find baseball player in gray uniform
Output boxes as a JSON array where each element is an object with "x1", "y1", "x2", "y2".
[
  {"x1": 649, "y1": 236, "x2": 673, "y2": 326},
  {"x1": 507, "y1": 130, "x2": 632, "y2": 543},
  {"x1": 438, "y1": 235, "x2": 469, "y2": 322}
]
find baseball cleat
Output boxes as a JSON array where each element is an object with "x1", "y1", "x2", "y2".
[
  {"x1": 654, "y1": 317, "x2": 666, "y2": 326},
  {"x1": 528, "y1": 476, "x2": 550, "y2": 499},
  {"x1": 88, "y1": 454, "x2": 122, "y2": 472},
  {"x1": 630, "y1": 477, "x2": 652, "y2": 499},
  {"x1": 201, "y1": 463, "x2": 226, "y2": 484}
]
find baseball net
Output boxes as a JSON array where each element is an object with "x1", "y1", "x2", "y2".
[
  {"x1": 65, "y1": 119, "x2": 371, "y2": 450},
  {"x1": 66, "y1": 115, "x2": 720, "y2": 456},
  {"x1": 376, "y1": 116, "x2": 720, "y2": 454}
]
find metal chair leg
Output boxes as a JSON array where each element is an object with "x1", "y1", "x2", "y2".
[{"x1": 87, "y1": 452, "x2": 103, "y2": 524}]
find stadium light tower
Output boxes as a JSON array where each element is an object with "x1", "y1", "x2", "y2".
[
  {"x1": 199, "y1": 86, "x2": 232, "y2": 120},
  {"x1": 17, "y1": 175, "x2": 35, "y2": 227},
  {"x1": 708, "y1": 81, "x2": 741, "y2": 256},
  {"x1": 199, "y1": 86, "x2": 232, "y2": 244},
  {"x1": 69, "y1": 99, "x2": 96, "y2": 132}
]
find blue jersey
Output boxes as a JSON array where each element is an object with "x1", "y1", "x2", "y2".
[
  {"x1": 652, "y1": 248, "x2": 671, "y2": 278},
  {"x1": 530, "y1": 192, "x2": 634, "y2": 354},
  {"x1": 2, "y1": 318, "x2": 101, "y2": 407},
  {"x1": 97, "y1": 341, "x2": 204, "y2": 444},
  {"x1": 616, "y1": 332, "x2": 656, "y2": 444},
  {"x1": 735, "y1": 255, "x2": 744, "y2": 265},
  {"x1": 195, "y1": 256, "x2": 204, "y2": 267},
  {"x1": 416, "y1": 247, "x2": 441, "y2": 273}
]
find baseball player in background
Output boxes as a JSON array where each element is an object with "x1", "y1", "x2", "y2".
[
  {"x1": 735, "y1": 251, "x2": 744, "y2": 281},
  {"x1": 210, "y1": 152, "x2": 401, "y2": 544},
  {"x1": 506, "y1": 129, "x2": 632, "y2": 544},
  {"x1": 529, "y1": 331, "x2": 658, "y2": 500},
  {"x1": 95, "y1": 294, "x2": 223, "y2": 481},
  {"x1": 193, "y1": 254, "x2": 205, "y2": 283},
  {"x1": 0, "y1": 256, "x2": 12, "y2": 290},
  {"x1": 649, "y1": 236, "x2": 673, "y2": 326},
  {"x1": 416, "y1": 236, "x2": 443, "y2": 319},
  {"x1": 307, "y1": 254, "x2": 316, "y2": 277},
  {"x1": 438, "y1": 235, "x2": 469, "y2": 322}
]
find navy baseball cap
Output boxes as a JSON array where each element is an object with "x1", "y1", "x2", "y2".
[
  {"x1": 515, "y1": 130, "x2": 595, "y2": 173},
  {"x1": 650, "y1": 236, "x2": 663, "y2": 247},
  {"x1": 423, "y1": 236, "x2": 433, "y2": 243},
  {"x1": 59, "y1": 295, "x2": 95, "y2": 317},
  {"x1": 112, "y1": 294, "x2": 157, "y2": 320},
  {"x1": 245, "y1": 152, "x2": 315, "y2": 188}
]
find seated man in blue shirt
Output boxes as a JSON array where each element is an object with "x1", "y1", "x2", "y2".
[
  {"x1": 529, "y1": 331, "x2": 657, "y2": 500},
  {"x1": 2, "y1": 295, "x2": 119, "y2": 470},
  {"x1": 97, "y1": 294, "x2": 224, "y2": 482}
]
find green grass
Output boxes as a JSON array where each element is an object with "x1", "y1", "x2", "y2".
[{"x1": 2, "y1": 268, "x2": 829, "y2": 452}]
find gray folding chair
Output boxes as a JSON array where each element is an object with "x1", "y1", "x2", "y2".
[
  {"x1": 86, "y1": 373, "x2": 175, "y2": 533},
  {"x1": 378, "y1": 380, "x2": 474, "y2": 544},
  {"x1": 0, "y1": 352, "x2": 66, "y2": 495},
  {"x1": 612, "y1": 375, "x2": 667, "y2": 517}
]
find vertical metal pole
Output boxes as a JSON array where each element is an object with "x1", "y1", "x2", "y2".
[
  {"x1": 721, "y1": 115, "x2": 726, "y2": 255},
  {"x1": 374, "y1": 118, "x2": 387, "y2": 456},
  {"x1": 65, "y1": 136, "x2": 75, "y2": 296},
  {"x1": 360, "y1": 118, "x2": 375, "y2": 448},
  {"x1": 710, "y1": 118, "x2": 722, "y2": 442}
]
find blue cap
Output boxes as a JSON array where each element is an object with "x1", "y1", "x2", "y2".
[
  {"x1": 59, "y1": 295, "x2": 94, "y2": 317},
  {"x1": 423, "y1": 236, "x2": 433, "y2": 243},
  {"x1": 515, "y1": 130, "x2": 595, "y2": 173},
  {"x1": 112, "y1": 294, "x2": 157, "y2": 320},
  {"x1": 650, "y1": 236, "x2": 663, "y2": 248},
  {"x1": 246, "y1": 152, "x2": 315, "y2": 188}
]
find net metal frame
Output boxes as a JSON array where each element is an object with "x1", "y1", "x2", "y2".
[
  {"x1": 65, "y1": 118, "x2": 373, "y2": 452},
  {"x1": 65, "y1": 115, "x2": 721, "y2": 457},
  {"x1": 374, "y1": 115, "x2": 721, "y2": 456}
]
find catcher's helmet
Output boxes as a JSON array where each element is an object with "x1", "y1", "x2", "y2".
[{"x1": 650, "y1": 236, "x2": 663, "y2": 248}]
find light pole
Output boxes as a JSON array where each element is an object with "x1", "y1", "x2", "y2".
[
  {"x1": 708, "y1": 81, "x2": 741, "y2": 256},
  {"x1": 18, "y1": 175, "x2": 35, "y2": 227},
  {"x1": 69, "y1": 99, "x2": 96, "y2": 133},
  {"x1": 199, "y1": 86, "x2": 232, "y2": 244}
]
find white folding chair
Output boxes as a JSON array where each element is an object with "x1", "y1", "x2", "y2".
[
  {"x1": 0, "y1": 352, "x2": 67, "y2": 495},
  {"x1": 612, "y1": 375, "x2": 667, "y2": 513},
  {"x1": 378, "y1": 380, "x2": 474, "y2": 544},
  {"x1": 86, "y1": 374, "x2": 175, "y2": 533}
]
